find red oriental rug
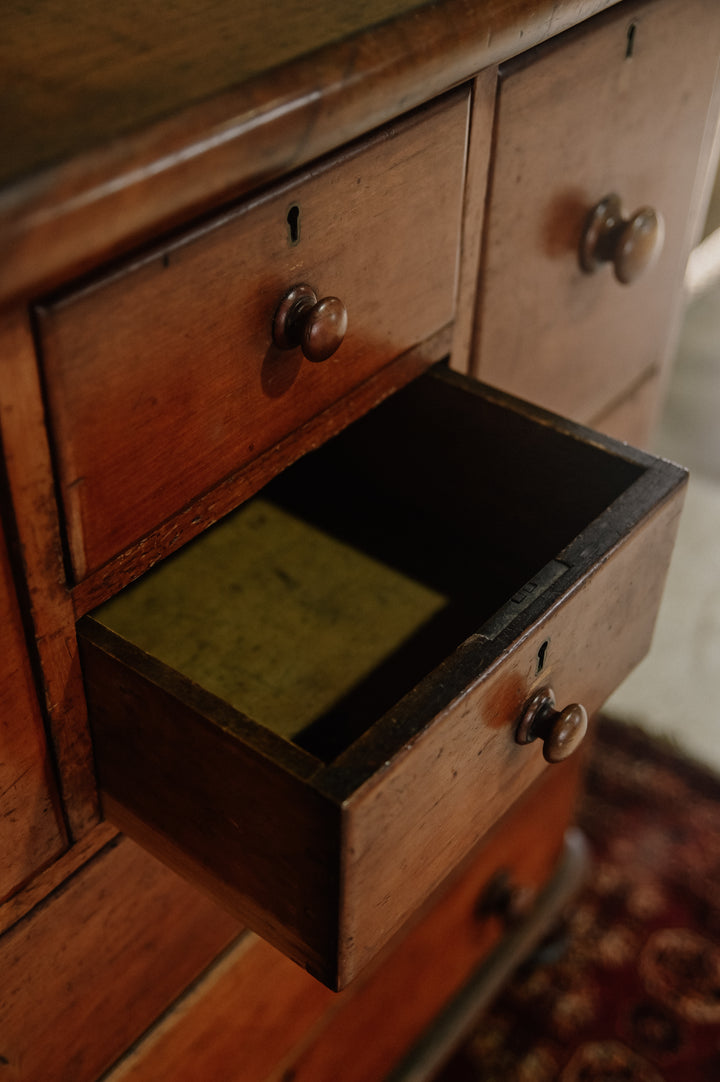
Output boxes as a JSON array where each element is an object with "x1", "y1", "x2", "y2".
[{"x1": 433, "y1": 718, "x2": 720, "y2": 1082}]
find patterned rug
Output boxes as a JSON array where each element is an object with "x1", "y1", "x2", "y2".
[{"x1": 434, "y1": 718, "x2": 720, "y2": 1081}]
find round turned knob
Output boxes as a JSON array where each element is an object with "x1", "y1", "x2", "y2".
[
  {"x1": 516, "y1": 687, "x2": 588, "y2": 763},
  {"x1": 272, "y1": 283, "x2": 347, "y2": 363},
  {"x1": 579, "y1": 193, "x2": 664, "y2": 284}
]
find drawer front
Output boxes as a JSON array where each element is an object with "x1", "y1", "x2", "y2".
[
  {"x1": 78, "y1": 368, "x2": 686, "y2": 989},
  {"x1": 472, "y1": 0, "x2": 720, "y2": 423},
  {"x1": 36, "y1": 91, "x2": 469, "y2": 580}
]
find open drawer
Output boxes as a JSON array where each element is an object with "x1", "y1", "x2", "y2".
[{"x1": 79, "y1": 366, "x2": 686, "y2": 989}]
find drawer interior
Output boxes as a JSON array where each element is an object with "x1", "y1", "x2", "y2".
[{"x1": 92, "y1": 367, "x2": 643, "y2": 764}]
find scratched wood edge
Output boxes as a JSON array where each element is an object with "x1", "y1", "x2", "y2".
[
  {"x1": 449, "y1": 67, "x2": 498, "y2": 374},
  {"x1": 307, "y1": 366, "x2": 686, "y2": 798},
  {"x1": 0, "y1": 310, "x2": 100, "y2": 838},
  {"x1": 0, "y1": 0, "x2": 623, "y2": 308},
  {"x1": 41, "y1": 91, "x2": 466, "y2": 582},
  {"x1": 71, "y1": 326, "x2": 451, "y2": 615}
]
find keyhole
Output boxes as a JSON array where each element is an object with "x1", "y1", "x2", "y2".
[
  {"x1": 625, "y1": 22, "x2": 636, "y2": 58},
  {"x1": 287, "y1": 204, "x2": 300, "y2": 246},
  {"x1": 537, "y1": 640, "x2": 549, "y2": 674}
]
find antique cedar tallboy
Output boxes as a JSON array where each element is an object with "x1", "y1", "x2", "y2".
[{"x1": 1, "y1": 0, "x2": 719, "y2": 1078}]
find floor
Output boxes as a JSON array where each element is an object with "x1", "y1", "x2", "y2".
[{"x1": 605, "y1": 195, "x2": 720, "y2": 774}]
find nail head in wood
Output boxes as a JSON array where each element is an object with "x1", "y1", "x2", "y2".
[
  {"x1": 579, "y1": 193, "x2": 664, "y2": 284},
  {"x1": 272, "y1": 283, "x2": 347, "y2": 362}
]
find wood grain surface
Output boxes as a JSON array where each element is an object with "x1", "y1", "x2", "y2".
[
  {"x1": 0, "y1": 0, "x2": 620, "y2": 306},
  {"x1": 449, "y1": 67, "x2": 498, "y2": 372},
  {"x1": 590, "y1": 366, "x2": 664, "y2": 446},
  {"x1": 0, "y1": 836, "x2": 241, "y2": 1082},
  {"x1": 0, "y1": 311, "x2": 99, "y2": 839},
  {"x1": 471, "y1": 0, "x2": 720, "y2": 423}
]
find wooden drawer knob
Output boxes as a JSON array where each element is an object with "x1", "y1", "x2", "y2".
[
  {"x1": 475, "y1": 870, "x2": 536, "y2": 926},
  {"x1": 579, "y1": 193, "x2": 664, "y2": 284},
  {"x1": 272, "y1": 283, "x2": 348, "y2": 363},
  {"x1": 516, "y1": 687, "x2": 588, "y2": 763}
]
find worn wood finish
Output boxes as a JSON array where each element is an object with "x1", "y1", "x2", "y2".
[
  {"x1": 590, "y1": 366, "x2": 663, "y2": 446},
  {"x1": 0, "y1": 310, "x2": 99, "y2": 838},
  {"x1": 105, "y1": 758, "x2": 582, "y2": 1082},
  {"x1": 471, "y1": 0, "x2": 720, "y2": 423},
  {"x1": 79, "y1": 367, "x2": 685, "y2": 988},
  {"x1": 93, "y1": 499, "x2": 450, "y2": 748},
  {"x1": 0, "y1": 0, "x2": 620, "y2": 307},
  {"x1": 0, "y1": 512, "x2": 66, "y2": 899},
  {"x1": 37, "y1": 92, "x2": 469, "y2": 580},
  {"x1": 0, "y1": 835, "x2": 241, "y2": 1082}
]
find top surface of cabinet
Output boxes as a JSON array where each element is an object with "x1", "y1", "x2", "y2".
[{"x1": 0, "y1": 0, "x2": 621, "y2": 306}]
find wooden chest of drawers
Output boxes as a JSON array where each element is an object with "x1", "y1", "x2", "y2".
[
  {"x1": 1, "y1": 0, "x2": 718, "y2": 1076},
  {"x1": 472, "y1": 0, "x2": 720, "y2": 430}
]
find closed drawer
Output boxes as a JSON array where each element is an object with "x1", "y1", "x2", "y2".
[
  {"x1": 36, "y1": 91, "x2": 469, "y2": 581},
  {"x1": 78, "y1": 366, "x2": 685, "y2": 989},
  {"x1": 472, "y1": 0, "x2": 720, "y2": 423}
]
